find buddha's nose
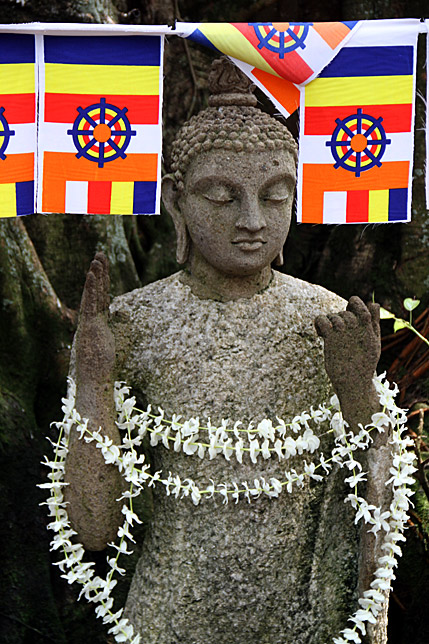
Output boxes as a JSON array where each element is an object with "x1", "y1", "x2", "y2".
[{"x1": 235, "y1": 195, "x2": 267, "y2": 232}]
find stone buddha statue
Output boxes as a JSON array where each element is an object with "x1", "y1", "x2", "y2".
[{"x1": 65, "y1": 59, "x2": 388, "y2": 644}]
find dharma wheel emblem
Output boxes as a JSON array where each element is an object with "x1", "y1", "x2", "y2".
[
  {"x1": 326, "y1": 108, "x2": 391, "y2": 178},
  {"x1": 68, "y1": 97, "x2": 136, "y2": 169},
  {"x1": 251, "y1": 22, "x2": 310, "y2": 57},
  {"x1": 0, "y1": 107, "x2": 15, "y2": 160}
]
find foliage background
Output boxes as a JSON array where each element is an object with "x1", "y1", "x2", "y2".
[{"x1": 0, "y1": 0, "x2": 427, "y2": 642}]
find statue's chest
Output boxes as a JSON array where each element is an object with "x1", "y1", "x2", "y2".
[{"x1": 120, "y1": 299, "x2": 330, "y2": 423}]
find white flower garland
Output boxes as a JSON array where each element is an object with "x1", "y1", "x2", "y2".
[{"x1": 39, "y1": 374, "x2": 416, "y2": 644}]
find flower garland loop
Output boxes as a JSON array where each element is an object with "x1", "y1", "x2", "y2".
[{"x1": 39, "y1": 374, "x2": 416, "y2": 644}]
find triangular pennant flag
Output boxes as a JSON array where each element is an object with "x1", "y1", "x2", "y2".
[{"x1": 178, "y1": 21, "x2": 359, "y2": 85}]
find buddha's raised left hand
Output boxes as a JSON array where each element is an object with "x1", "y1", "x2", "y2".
[{"x1": 315, "y1": 296, "x2": 381, "y2": 428}]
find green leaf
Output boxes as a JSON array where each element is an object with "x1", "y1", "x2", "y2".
[
  {"x1": 379, "y1": 307, "x2": 395, "y2": 320},
  {"x1": 394, "y1": 319, "x2": 408, "y2": 332},
  {"x1": 403, "y1": 298, "x2": 420, "y2": 312}
]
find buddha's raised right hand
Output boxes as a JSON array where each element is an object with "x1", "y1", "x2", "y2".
[
  {"x1": 75, "y1": 252, "x2": 116, "y2": 416},
  {"x1": 65, "y1": 252, "x2": 122, "y2": 551}
]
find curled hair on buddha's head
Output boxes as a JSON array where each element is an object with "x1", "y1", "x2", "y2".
[{"x1": 170, "y1": 57, "x2": 298, "y2": 191}]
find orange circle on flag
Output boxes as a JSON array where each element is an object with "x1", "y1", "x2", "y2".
[
  {"x1": 93, "y1": 123, "x2": 112, "y2": 143},
  {"x1": 350, "y1": 133, "x2": 367, "y2": 153},
  {"x1": 272, "y1": 22, "x2": 290, "y2": 32}
]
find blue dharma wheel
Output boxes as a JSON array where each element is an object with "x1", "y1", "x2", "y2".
[
  {"x1": 67, "y1": 98, "x2": 136, "y2": 169},
  {"x1": 0, "y1": 107, "x2": 15, "y2": 160},
  {"x1": 326, "y1": 108, "x2": 391, "y2": 178}
]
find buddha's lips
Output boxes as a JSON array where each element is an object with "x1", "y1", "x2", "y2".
[{"x1": 231, "y1": 239, "x2": 266, "y2": 250}]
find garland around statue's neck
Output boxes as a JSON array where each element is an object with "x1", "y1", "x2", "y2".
[{"x1": 39, "y1": 374, "x2": 416, "y2": 644}]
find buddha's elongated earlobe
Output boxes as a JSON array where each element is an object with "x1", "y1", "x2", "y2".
[
  {"x1": 274, "y1": 248, "x2": 284, "y2": 266},
  {"x1": 162, "y1": 175, "x2": 190, "y2": 265}
]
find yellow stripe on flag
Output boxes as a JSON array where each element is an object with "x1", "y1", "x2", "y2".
[
  {"x1": 110, "y1": 182, "x2": 134, "y2": 215},
  {"x1": 0, "y1": 183, "x2": 17, "y2": 217},
  {"x1": 0, "y1": 64, "x2": 35, "y2": 94},
  {"x1": 368, "y1": 189, "x2": 389, "y2": 222},
  {"x1": 45, "y1": 64, "x2": 160, "y2": 95},
  {"x1": 199, "y1": 24, "x2": 279, "y2": 77},
  {"x1": 305, "y1": 75, "x2": 413, "y2": 107}
]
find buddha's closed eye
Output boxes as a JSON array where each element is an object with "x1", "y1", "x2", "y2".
[
  {"x1": 199, "y1": 184, "x2": 235, "y2": 205},
  {"x1": 260, "y1": 180, "x2": 290, "y2": 205}
]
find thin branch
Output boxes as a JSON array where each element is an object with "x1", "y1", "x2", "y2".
[{"x1": 0, "y1": 611, "x2": 58, "y2": 642}]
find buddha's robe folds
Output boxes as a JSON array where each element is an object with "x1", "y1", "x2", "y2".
[{"x1": 110, "y1": 270, "x2": 361, "y2": 644}]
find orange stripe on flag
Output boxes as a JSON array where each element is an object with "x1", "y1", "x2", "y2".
[
  {"x1": 301, "y1": 161, "x2": 409, "y2": 223},
  {"x1": 0, "y1": 153, "x2": 34, "y2": 183},
  {"x1": 251, "y1": 68, "x2": 300, "y2": 115},
  {"x1": 312, "y1": 22, "x2": 351, "y2": 50},
  {"x1": 42, "y1": 152, "x2": 157, "y2": 213}
]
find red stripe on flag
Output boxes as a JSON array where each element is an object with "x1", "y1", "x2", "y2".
[
  {"x1": 44, "y1": 94, "x2": 160, "y2": 125},
  {"x1": 305, "y1": 104, "x2": 413, "y2": 136},
  {"x1": 231, "y1": 23, "x2": 313, "y2": 84},
  {"x1": 0, "y1": 94, "x2": 35, "y2": 124},
  {"x1": 346, "y1": 190, "x2": 369, "y2": 223},
  {"x1": 88, "y1": 181, "x2": 112, "y2": 214}
]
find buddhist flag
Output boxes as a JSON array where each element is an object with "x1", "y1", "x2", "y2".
[
  {"x1": 178, "y1": 21, "x2": 359, "y2": 118},
  {"x1": 297, "y1": 20, "x2": 418, "y2": 224},
  {"x1": 0, "y1": 34, "x2": 36, "y2": 217},
  {"x1": 178, "y1": 21, "x2": 358, "y2": 85},
  {"x1": 38, "y1": 35, "x2": 163, "y2": 215}
]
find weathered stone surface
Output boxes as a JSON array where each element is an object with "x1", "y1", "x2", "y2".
[
  {"x1": 66, "y1": 59, "x2": 389, "y2": 643},
  {"x1": 109, "y1": 270, "x2": 365, "y2": 644}
]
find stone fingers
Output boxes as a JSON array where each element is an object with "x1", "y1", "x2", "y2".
[
  {"x1": 316, "y1": 296, "x2": 380, "y2": 341},
  {"x1": 346, "y1": 296, "x2": 372, "y2": 327},
  {"x1": 80, "y1": 267, "x2": 98, "y2": 318},
  {"x1": 94, "y1": 251, "x2": 110, "y2": 311},
  {"x1": 316, "y1": 311, "x2": 357, "y2": 337},
  {"x1": 367, "y1": 302, "x2": 381, "y2": 339},
  {"x1": 337, "y1": 310, "x2": 359, "y2": 329},
  {"x1": 80, "y1": 253, "x2": 110, "y2": 318},
  {"x1": 315, "y1": 314, "x2": 333, "y2": 338}
]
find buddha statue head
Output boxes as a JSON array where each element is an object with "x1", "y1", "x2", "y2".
[{"x1": 162, "y1": 57, "x2": 298, "y2": 300}]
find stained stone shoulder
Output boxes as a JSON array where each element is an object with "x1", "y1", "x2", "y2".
[
  {"x1": 110, "y1": 270, "x2": 345, "y2": 317},
  {"x1": 271, "y1": 271, "x2": 346, "y2": 317},
  {"x1": 109, "y1": 269, "x2": 347, "y2": 334}
]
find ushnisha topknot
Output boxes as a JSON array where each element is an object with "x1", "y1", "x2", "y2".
[{"x1": 170, "y1": 57, "x2": 298, "y2": 191}]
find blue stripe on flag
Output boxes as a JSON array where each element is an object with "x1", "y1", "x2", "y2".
[
  {"x1": 388, "y1": 187, "x2": 408, "y2": 222},
  {"x1": 44, "y1": 36, "x2": 161, "y2": 66},
  {"x1": 341, "y1": 21, "x2": 358, "y2": 30},
  {"x1": 133, "y1": 181, "x2": 157, "y2": 214},
  {"x1": 186, "y1": 28, "x2": 220, "y2": 52},
  {"x1": 0, "y1": 34, "x2": 35, "y2": 63},
  {"x1": 319, "y1": 46, "x2": 414, "y2": 78},
  {"x1": 16, "y1": 181, "x2": 34, "y2": 216}
]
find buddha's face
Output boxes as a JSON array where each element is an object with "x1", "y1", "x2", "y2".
[{"x1": 178, "y1": 148, "x2": 296, "y2": 277}]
